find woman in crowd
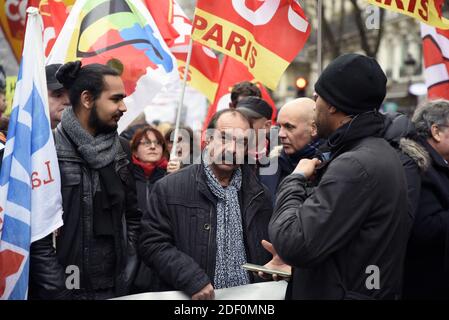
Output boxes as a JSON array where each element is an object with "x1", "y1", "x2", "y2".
[{"x1": 130, "y1": 126, "x2": 169, "y2": 214}]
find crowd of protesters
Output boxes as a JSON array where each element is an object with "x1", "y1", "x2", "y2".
[{"x1": 15, "y1": 53, "x2": 449, "y2": 300}]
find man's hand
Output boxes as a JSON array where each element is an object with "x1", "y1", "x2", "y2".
[
  {"x1": 294, "y1": 158, "x2": 321, "y2": 179},
  {"x1": 167, "y1": 159, "x2": 182, "y2": 174},
  {"x1": 257, "y1": 240, "x2": 291, "y2": 281},
  {"x1": 191, "y1": 283, "x2": 215, "y2": 300}
]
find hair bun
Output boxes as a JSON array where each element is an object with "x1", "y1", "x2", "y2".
[{"x1": 55, "y1": 61, "x2": 82, "y2": 89}]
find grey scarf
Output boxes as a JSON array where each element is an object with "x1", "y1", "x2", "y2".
[
  {"x1": 60, "y1": 106, "x2": 120, "y2": 169},
  {"x1": 203, "y1": 159, "x2": 250, "y2": 289}
]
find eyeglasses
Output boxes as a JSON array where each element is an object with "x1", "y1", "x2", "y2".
[{"x1": 139, "y1": 140, "x2": 161, "y2": 147}]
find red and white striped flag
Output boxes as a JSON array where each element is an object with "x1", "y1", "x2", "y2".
[{"x1": 421, "y1": 23, "x2": 449, "y2": 99}]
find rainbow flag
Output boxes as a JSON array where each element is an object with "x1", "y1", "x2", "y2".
[{"x1": 47, "y1": 0, "x2": 180, "y2": 132}]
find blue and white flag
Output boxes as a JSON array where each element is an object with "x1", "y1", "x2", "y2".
[{"x1": 0, "y1": 7, "x2": 63, "y2": 300}]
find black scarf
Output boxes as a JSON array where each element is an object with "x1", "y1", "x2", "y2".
[
  {"x1": 327, "y1": 110, "x2": 385, "y2": 158},
  {"x1": 93, "y1": 164, "x2": 125, "y2": 236},
  {"x1": 313, "y1": 111, "x2": 385, "y2": 182},
  {"x1": 279, "y1": 138, "x2": 324, "y2": 174}
]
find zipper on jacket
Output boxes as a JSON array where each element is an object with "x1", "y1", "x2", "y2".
[{"x1": 205, "y1": 206, "x2": 213, "y2": 277}]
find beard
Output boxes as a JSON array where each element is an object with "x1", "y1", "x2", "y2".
[
  {"x1": 316, "y1": 110, "x2": 333, "y2": 139},
  {"x1": 88, "y1": 104, "x2": 118, "y2": 135}
]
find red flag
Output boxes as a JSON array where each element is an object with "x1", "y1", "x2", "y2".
[
  {"x1": 192, "y1": 0, "x2": 310, "y2": 90},
  {"x1": 145, "y1": 0, "x2": 220, "y2": 102},
  {"x1": 421, "y1": 23, "x2": 449, "y2": 99},
  {"x1": 203, "y1": 56, "x2": 277, "y2": 131},
  {"x1": 142, "y1": 0, "x2": 179, "y2": 47},
  {"x1": 37, "y1": 0, "x2": 74, "y2": 57}
]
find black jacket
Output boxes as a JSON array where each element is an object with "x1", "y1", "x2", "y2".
[
  {"x1": 383, "y1": 113, "x2": 429, "y2": 222},
  {"x1": 29, "y1": 126, "x2": 142, "y2": 299},
  {"x1": 139, "y1": 163, "x2": 273, "y2": 296},
  {"x1": 403, "y1": 138, "x2": 449, "y2": 299},
  {"x1": 130, "y1": 163, "x2": 166, "y2": 294},
  {"x1": 132, "y1": 164, "x2": 166, "y2": 215},
  {"x1": 269, "y1": 114, "x2": 409, "y2": 299}
]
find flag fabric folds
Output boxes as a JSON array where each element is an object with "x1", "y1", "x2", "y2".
[
  {"x1": 145, "y1": 0, "x2": 220, "y2": 102},
  {"x1": 203, "y1": 56, "x2": 277, "y2": 131},
  {"x1": 367, "y1": 0, "x2": 449, "y2": 29},
  {"x1": 47, "y1": 0, "x2": 180, "y2": 132},
  {"x1": 421, "y1": 23, "x2": 449, "y2": 99},
  {"x1": 34, "y1": 0, "x2": 74, "y2": 57},
  {"x1": 192, "y1": 0, "x2": 311, "y2": 90},
  {"x1": 0, "y1": 7, "x2": 63, "y2": 300},
  {"x1": 0, "y1": 0, "x2": 74, "y2": 62}
]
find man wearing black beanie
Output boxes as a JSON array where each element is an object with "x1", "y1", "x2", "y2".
[{"x1": 267, "y1": 53, "x2": 409, "y2": 299}]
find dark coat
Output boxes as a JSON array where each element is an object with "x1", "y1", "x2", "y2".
[
  {"x1": 130, "y1": 163, "x2": 165, "y2": 294},
  {"x1": 403, "y1": 138, "x2": 449, "y2": 299},
  {"x1": 138, "y1": 163, "x2": 273, "y2": 296},
  {"x1": 269, "y1": 135, "x2": 409, "y2": 299},
  {"x1": 29, "y1": 127, "x2": 142, "y2": 299},
  {"x1": 383, "y1": 113, "x2": 429, "y2": 222},
  {"x1": 131, "y1": 163, "x2": 166, "y2": 214}
]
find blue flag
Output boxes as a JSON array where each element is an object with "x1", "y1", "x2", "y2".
[{"x1": 0, "y1": 7, "x2": 63, "y2": 300}]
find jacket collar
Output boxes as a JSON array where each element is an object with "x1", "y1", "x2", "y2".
[
  {"x1": 195, "y1": 163, "x2": 265, "y2": 212},
  {"x1": 420, "y1": 138, "x2": 449, "y2": 172}
]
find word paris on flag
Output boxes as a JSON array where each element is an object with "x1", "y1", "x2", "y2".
[
  {"x1": 367, "y1": 0, "x2": 449, "y2": 29},
  {"x1": 192, "y1": 0, "x2": 311, "y2": 90}
]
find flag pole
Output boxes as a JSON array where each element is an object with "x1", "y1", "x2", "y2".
[
  {"x1": 170, "y1": 36, "x2": 194, "y2": 160},
  {"x1": 317, "y1": 0, "x2": 323, "y2": 74}
]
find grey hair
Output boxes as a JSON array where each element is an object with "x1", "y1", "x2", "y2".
[{"x1": 412, "y1": 99, "x2": 449, "y2": 139}]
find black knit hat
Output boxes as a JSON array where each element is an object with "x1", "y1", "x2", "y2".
[
  {"x1": 314, "y1": 53, "x2": 387, "y2": 115},
  {"x1": 236, "y1": 96, "x2": 273, "y2": 120}
]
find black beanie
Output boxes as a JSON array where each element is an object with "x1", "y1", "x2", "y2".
[
  {"x1": 314, "y1": 53, "x2": 387, "y2": 115},
  {"x1": 236, "y1": 96, "x2": 273, "y2": 120}
]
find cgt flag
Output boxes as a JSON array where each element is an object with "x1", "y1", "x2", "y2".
[
  {"x1": 0, "y1": 7, "x2": 63, "y2": 300},
  {"x1": 367, "y1": 0, "x2": 449, "y2": 29},
  {"x1": 421, "y1": 23, "x2": 449, "y2": 99},
  {"x1": 145, "y1": 0, "x2": 220, "y2": 102},
  {"x1": 0, "y1": 0, "x2": 74, "y2": 62},
  {"x1": 33, "y1": 0, "x2": 75, "y2": 57},
  {"x1": 192, "y1": 0, "x2": 311, "y2": 90},
  {"x1": 47, "y1": 0, "x2": 180, "y2": 132},
  {"x1": 203, "y1": 56, "x2": 277, "y2": 131}
]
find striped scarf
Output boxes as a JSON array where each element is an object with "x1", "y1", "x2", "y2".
[{"x1": 203, "y1": 161, "x2": 250, "y2": 289}]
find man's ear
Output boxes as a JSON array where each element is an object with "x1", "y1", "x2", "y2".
[
  {"x1": 310, "y1": 120, "x2": 318, "y2": 138},
  {"x1": 328, "y1": 105, "x2": 338, "y2": 114},
  {"x1": 431, "y1": 124, "x2": 442, "y2": 143},
  {"x1": 80, "y1": 90, "x2": 93, "y2": 110}
]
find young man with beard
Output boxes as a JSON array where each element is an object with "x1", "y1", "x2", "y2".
[
  {"x1": 267, "y1": 54, "x2": 409, "y2": 299},
  {"x1": 29, "y1": 61, "x2": 141, "y2": 300},
  {"x1": 139, "y1": 109, "x2": 273, "y2": 299}
]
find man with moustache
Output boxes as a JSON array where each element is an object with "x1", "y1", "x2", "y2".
[
  {"x1": 139, "y1": 109, "x2": 273, "y2": 299},
  {"x1": 29, "y1": 61, "x2": 141, "y2": 300},
  {"x1": 268, "y1": 54, "x2": 409, "y2": 299}
]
